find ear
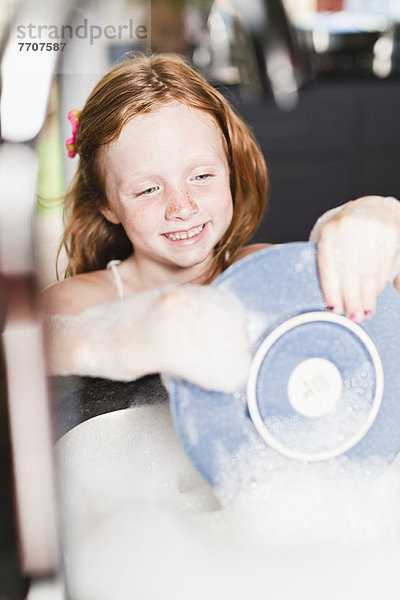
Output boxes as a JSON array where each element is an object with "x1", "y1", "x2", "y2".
[{"x1": 100, "y1": 205, "x2": 121, "y2": 225}]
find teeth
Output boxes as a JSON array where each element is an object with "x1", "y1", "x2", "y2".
[{"x1": 165, "y1": 224, "x2": 204, "y2": 241}]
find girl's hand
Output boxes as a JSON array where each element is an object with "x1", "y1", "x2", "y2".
[
  {"x1": 314, "y1": 196, "x2": 400, "y2": 322},
  {"x1": 136, "y1": 286, "x2": 251, "y2": 393}
]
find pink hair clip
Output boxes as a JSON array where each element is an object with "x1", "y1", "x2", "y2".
[{"x1": 66, "y1": 109, "x2": 81, "y2": 158}]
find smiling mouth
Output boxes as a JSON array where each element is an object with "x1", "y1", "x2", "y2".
[{"x1": 163, "y1": 223, "x2": 205, "y2": 241}]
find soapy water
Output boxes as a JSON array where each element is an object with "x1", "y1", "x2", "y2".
[{"x1": 56, "y1": 403, "x2": 400, "y2": 600}]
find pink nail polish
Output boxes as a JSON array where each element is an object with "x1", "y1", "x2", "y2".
[
  {"x1": 327, "y1": 306, "x2": 335, "y2": 312},
  {"x1": 364, "y1": 309, "x2": 372, "y2": 318},
  {"x1": 349, "y1": 312, "x2": 359, "y2": 321}
]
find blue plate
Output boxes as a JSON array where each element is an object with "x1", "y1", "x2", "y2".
[{"x1": 169, "y1": 243, "x2": 400, "y2": 493}]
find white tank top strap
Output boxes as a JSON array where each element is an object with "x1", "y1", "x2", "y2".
[{"x1": 106, "y1": 259, "x2": 124, "y2": 301}]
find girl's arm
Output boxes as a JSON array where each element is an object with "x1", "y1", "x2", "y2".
[
  {"x1": 309, "y1": 195, "x2": 400, "y2": 321},
  {"x1": 44, "y1": 286, "x2": 251, "y2": 393}
]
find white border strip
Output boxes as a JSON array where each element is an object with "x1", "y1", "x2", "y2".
[{"x1": 246, "y1": 312, "x2": 384, "y2": 461}]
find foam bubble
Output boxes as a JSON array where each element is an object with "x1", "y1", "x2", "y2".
[{"x1": 56, "y1": 404, "x2": 400, "y2": 600}]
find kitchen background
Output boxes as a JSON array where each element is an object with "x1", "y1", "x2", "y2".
[{"x1": 2, "y1": 0, "x2": 400, "y2": 287}]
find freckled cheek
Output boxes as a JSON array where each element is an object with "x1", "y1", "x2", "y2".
[
  {"x1": 221, "y1": 202, "x2": 234, "y2": 235},
  {"x1": 208, "y1": 184, "x2": 233, "y2": 226},
  {"x1": 121, "y1": 205, "x2": 160, "y2": 240}
]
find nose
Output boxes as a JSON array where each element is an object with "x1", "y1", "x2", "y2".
[{"x1": 165, "y1": 190, "x2": 199, "y2": 222}]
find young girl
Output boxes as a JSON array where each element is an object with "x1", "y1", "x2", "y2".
[{"x1": 42, "y1": 53, "x2": 400, "y2": 391}]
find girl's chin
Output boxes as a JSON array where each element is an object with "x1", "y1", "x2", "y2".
[
  {"x1": 161, "y1": 241, "x2": 216, "y2": 270},
  {"x1": 168, "y1": 254, "x2": 213, "y2": 272},
  {"x1": 161, "y1": 247, "x2": 215, "y2": 273}
]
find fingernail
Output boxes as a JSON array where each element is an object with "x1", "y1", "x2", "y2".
[
  {"x1": 363, "y1": 309, "x2": 373, "y2": 319},
  {"x1": 327, "y1": 305, "x2": 335, "y2": 312}
]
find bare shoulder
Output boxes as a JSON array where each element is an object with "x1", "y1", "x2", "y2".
[
  {"x1": 234, "y1": 243, "x2": 272, "y2": 262},
  {"x1": 39, "y1": 269, "x2": 116, "y2": 315}
]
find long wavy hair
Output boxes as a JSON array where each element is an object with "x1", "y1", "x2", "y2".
[{"x1": 59, "y1": 53, "x2": 268, "y2": 282}]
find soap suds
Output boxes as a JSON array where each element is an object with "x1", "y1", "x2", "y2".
[{"x1": 56, "y1": 404, "x2": 400, "y2": 600}]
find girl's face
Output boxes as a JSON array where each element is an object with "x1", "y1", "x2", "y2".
[{"x1": 101, "y1": 102, "x2": 233, "y2": 282}]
